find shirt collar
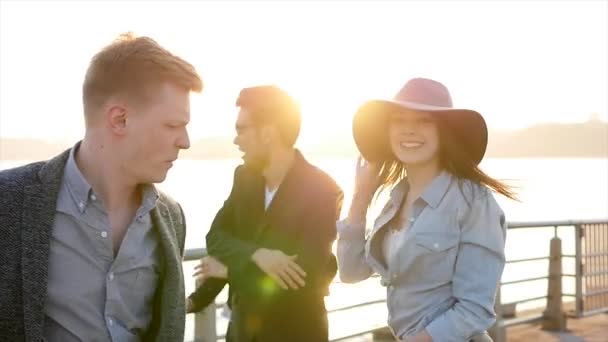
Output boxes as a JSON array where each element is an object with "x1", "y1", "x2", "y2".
[
  {"x1": 63, "y1": 142, "x2": 159, "y2": 214},
  {"x1": 419, "y1": 171, "x2": 453, "y2": 209},
  {"x1": 389, "y1": 170, "x2": 453, "y2": 209},
  {"x1": 140, "y1": 184, "x2": 160, "y2": 214},
  {"x1": 63, "y1": 142, "x2": 93, "y2": 213}
]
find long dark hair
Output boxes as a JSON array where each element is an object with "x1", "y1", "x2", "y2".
[{"x1": 375, "y1": 118, "x2": 518, "y2": 201}]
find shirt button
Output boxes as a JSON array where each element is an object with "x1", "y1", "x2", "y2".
[
  {"x1": 433, "y1": 243, "x2": 439, "y2": 249},
  {"x1": 108, "y1": 317, "x2": 114, "y2": 326},
  {"x1": 409, "y1": 217, "x2": 415, "y2": 222},
  {"x1": 78, "y1": 202, "x2": 84, "y2": 210},
  {"x1": 101, "y1": 231, "x2": 108, "y2": 238},
  {"x1": 109, "y1": 272, "x2": 114, "y2": 281},
  {"x1": 91, "y1": 194, "x2": 97, "y2": 201}
]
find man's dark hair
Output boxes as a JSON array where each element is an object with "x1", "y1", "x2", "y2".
[{"x1": 236, "y1": 85, "x2": 301, "y2": 147}]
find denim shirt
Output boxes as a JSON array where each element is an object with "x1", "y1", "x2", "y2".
[{"x1": 337, "y1": 171, "x2": 506, "y2": 341}]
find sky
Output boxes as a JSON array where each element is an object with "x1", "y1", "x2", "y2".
[{"x1": 0, "y1": 0, "x2": 606, "y2": 147}]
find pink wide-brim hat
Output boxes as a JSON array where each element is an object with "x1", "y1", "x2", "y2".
[{"x1": 352, "y1": 77, "x2": 488, "y2": 165}]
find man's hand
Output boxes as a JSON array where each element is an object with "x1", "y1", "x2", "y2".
[
  {"x1": 193, "y1": 256, "x2": 228, "y2": 281},
  {"x1": 251, "y1": 248, "x2": 307, "y2": 290},
  {"x1": 186, "y1": 298, "x2": 195, "y2": 313}
]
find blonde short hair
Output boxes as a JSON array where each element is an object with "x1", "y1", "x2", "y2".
[{"x1": 82, "y1": 32, "x2": 203, "y2": 116}]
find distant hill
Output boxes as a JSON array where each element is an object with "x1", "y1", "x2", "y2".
[
  {"x1": 1, "y1": 120, "x2": 607, "y2": 160},
  {"x1": 486, "y1": 120, "x2": 607, "y2": 158},
  {"x1": 0, "y1": 138, "x2": 72, "y2": 161},
  {"x1": 303, "y1": 119, "x2": 608, "y2": 158},
  {"x1": 181, "y1": 137, "x2": 241, "y2": 159}
]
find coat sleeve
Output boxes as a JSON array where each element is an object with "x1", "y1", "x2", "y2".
[
  {"x1": 188, "y1": 278, "x2": 227, "y2": 313},
  {"x1": 188, "y1": 167, "x2": 260, "y2": 310},
  {"x1": 205, "y1": 166, "x2": 263, "y2": 292}
]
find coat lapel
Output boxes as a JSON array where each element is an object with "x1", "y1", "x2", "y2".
[
  {"x1": 21, "y1": 150, "x2": 70, "y2": 340},
  {"x1": 233, "y1": 168, "x2": 266, "y2": 241},
  {"x1": 261, "y1": 152, "x2": 307, "y2": 232},
  {"x1": 150, "y1": 200, "x2": 184, "y2": 340},
  {"x1": 249, "y1": 172, "x2": 267, "y2": 238}
]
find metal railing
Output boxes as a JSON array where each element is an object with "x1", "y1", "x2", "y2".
[
  {"x1": 489, "y1": 219, "x2": 608, "y2": 341},
  {"x1": 184, "y1": 219, "x2": 608, "y2": 342},
  {"x1": 576, "y1": 221, "x2": 608, "y2": 316}
]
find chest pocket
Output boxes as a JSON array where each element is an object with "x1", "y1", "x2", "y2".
[
  {"x1": 410, "y1": 231, "x2": 460, "y2": 283},
  {"x1": 415, "y1": 231, "x2": 459, "y2": 253}
]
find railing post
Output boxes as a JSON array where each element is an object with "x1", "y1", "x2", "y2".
[
  {"x1": 193, "y1": 278, "x2": 217, "y2": 342},
  {"x1": 574, "y1": 224, "x2": 584, "y2": 317},
  {"x1": 488, "y1": 286, "x2": 506, "y2": 342},
  {"x1": 541, "y1": 233, "x2": 567, "y2": 330}
]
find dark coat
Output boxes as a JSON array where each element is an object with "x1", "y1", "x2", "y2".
[{"x1": 189, "y1": 150, "x2": 343, "y2": 342}]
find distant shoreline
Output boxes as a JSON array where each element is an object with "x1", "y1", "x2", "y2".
[
  {"x1": 1, "y1": 120, "x2": 607, "y2": 160},
  {"x1": 1, "y1": 156, "x2": 606, "y2": 164}
]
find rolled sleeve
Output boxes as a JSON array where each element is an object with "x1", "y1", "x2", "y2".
[
  {"x1": 336, "y1": 219, "x2": 374, "y2": 283},
  {"x1": 425, "y1": 192, "x2": 507, "y2": 341},
  {"x1": 337, "y1": 218, "x2": 366, "y2": 240}
]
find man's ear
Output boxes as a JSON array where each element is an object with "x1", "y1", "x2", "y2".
[
  {"x1": 260, "y1": 125, "x2": 272, "y2": 145},
  {"x1": 259, "y1": 125, "x2": 275, "y2": 145},
  {"x1": 106, "y1": 104, "x2": 129, "y2": 135}
]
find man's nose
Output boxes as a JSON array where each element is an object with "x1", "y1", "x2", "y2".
[{"x1": 178, "y1": 129, "x2": 191, "y2": 149}]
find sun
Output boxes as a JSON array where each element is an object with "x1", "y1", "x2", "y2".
[{"x1": 280, "y1": 82, "x2": 368, "y2": 149}]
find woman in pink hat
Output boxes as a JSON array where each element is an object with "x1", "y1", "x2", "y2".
[{"x1": 337, "y1": 78, "x2": 516, "y2": 342}]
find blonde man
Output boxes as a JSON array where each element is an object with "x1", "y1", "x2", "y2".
[{"x1": 0, "y1": 33, "x2": 202, "y2": 342}]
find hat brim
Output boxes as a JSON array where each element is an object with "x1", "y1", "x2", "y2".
[{"x1": 352, "y1": 99, "x2": 488, "y2": 164}]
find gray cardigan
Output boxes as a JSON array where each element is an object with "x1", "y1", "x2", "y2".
[{"x1": 0, "y1": 149, "x2": 187, "y2": 341}]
